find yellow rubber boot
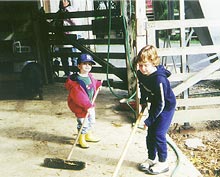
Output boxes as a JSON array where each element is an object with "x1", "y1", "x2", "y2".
[
  {"x1": 85, "y1": 131, "x2": 100, "y2": 142},
  {"x1": 78, "y1": 134, "x2": 89, "y2": 148}
]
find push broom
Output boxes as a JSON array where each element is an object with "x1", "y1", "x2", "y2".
[{"x1": 43, "y1": 86, "x2": 101, "y2": 170}]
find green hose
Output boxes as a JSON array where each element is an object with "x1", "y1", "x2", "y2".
[
  {"x1": 106, "y1": 0, "x2": 137, "y2": 115},
  {"x1": 167, "y1": 138, "x2": 180, "y2": 177},
  {"x1": 106, "y1": 0, "x2": 121, "y2": 99}
]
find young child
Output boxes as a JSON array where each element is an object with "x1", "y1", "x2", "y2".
[
  {"x1": 136, "y1": 45, "x2": 176, "y2": 175},
  {"x1": 65, "y1": 53, "x2": 102, "y2": 148}
]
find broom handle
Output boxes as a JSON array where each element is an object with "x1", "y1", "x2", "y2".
[
  {"x1": 67, "y1": 86, "x2": 101, "y2": 160},
  {"x1": 112, "y1": 112, "x2": 144, "y2": 177}
]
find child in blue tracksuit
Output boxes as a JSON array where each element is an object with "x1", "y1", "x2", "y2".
[{"x1": 136, "y1": 45, "x2": 176, "y2": 175}]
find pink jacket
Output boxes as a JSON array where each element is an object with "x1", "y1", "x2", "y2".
[{"x1": 65, "y1": 73, "x2": 102, "y2": 118}]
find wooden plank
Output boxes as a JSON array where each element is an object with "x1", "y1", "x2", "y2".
[
  {"x1": 48, "y1": 25, "x2": 92, "y2": 32},
  {"x1": 78, "y1": 38, "x2": 125, "y2": 45},
  {"x1": 95, "y1": 53, "x2": 126, "y2": 59},
  {"x1": 156, "y1": 45, "x2": 220, "y2": 56},
  {"x1": 176, "y1": 96, "x2": 220, "y2": 107},
  {"x1": 50, "y1": 52, "x2": 125, "y2": 59},
  {"x1": 48, "y1": 38, "x2": 125, "y2": 45},
  {"x1": 169, "y1": 71, "x2": 220, "y2": 82},
  {"x1": 92, "y1": 67, "x2": 126, "y2": 74},
  {"x1": 173, "y1": 59, "x2": 220, "y2": 96},
  {"x1": 172, "y1": 108, "x2": 220, "y2": 123},
  {"x1": 147, "y1": 19, "x2": 220, "y2": 31}
]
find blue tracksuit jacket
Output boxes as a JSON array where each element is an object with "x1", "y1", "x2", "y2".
[{"x1": 137, "y1": 65, "x2": 176, "y2": 127}]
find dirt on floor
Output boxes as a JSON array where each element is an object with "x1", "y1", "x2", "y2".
[
  {"x1": 0, "y1": 80, "x2": 219, "y2": 177},
  {"x1": 0, "y1": 83, "x2": 158, "y2": 177},
  {"x1": 168, "y1": 121, "x2": 220, "y2": 177}
]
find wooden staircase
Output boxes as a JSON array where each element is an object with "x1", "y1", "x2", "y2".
[{"x1": 44, "y1": 5, "x2": 129, "y2": 90}]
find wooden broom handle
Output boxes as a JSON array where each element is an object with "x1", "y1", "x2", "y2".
[{"x1": 112, "y1": 112, "x2": 144, "y2": 177}]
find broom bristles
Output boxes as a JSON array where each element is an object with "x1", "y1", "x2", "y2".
[{"x1": 43, "y1": 158, "x2": 86, "y2": 170}]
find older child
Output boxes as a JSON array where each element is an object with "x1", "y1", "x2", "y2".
[
  {"x1": 58, "y1": 0, "x2": 79, "y2": 77},
  {"x1": 136, "y1": 45, "x2": 176, "y2": 175},
  {"x1": 65, "y1": 53, "x2": 102, "y2": 148}
]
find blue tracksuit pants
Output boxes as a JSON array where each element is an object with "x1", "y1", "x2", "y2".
[{"x1": 146, "y1": 108, "x2": 175, "y2": 162}]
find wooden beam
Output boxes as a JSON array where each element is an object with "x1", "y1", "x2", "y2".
[
  {"x1": 169, "y1": 71, "x2": 220, "y2": 82},
  {"x1": 78, "y1": 38, "x2": 125, "y2": 45},
  {"x1": 157, "y1": 46, "x2": 220, "y2": 56},
  {"x1": 173, "y1": 108, "x2": 220, "y2": 123},
  {"x1": 173, "y1": 59, "x2": 220, "y2": 96},
  {"x1": 146, "y1": 19, "x2": 220, "y2": 31},
  {"x1": 176, "y1": 96, "x2": 220, "y2": 107},
  {"x1": 51, "y1": 52, "x2": 126, "y2": 59}
]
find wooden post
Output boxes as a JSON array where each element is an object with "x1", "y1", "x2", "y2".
[
  {"x1": 135, "y1": 0, "x2": 147, "y2": 51},
  {"x1": 32, "y1": 9, "x2": 52, "y2": 84},
  {"x1": 135, "y1": 0, "x2": 147, "y2": 114},
  {"x1": 121, "y1": 0, "x2": 140, "y2": 96}
]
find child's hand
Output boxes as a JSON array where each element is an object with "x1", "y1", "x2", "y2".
[
  {"x1": 141, "y1": 103, "x2": 147, "y2": 113},
  {"x1": 87, "y1": 107, "x2": 94, "y2": 113},
  {"x1": 144, "y1": 124, "x2": 148, "y2": 130}
]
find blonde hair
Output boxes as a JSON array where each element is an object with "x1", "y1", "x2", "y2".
[{"x1": 136, "y1": 45, "x2": 160, "y2": 66}]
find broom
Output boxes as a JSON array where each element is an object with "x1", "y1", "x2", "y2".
[{"x1": 43, "y1": 87, "x2": 101, "y2": 170}]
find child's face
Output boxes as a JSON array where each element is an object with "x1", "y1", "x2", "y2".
[
  {"x1": 78, "y1": 62, "x2": 92, "y2": 74},
  {"x1": 138, "y1": 61, "x2": 155, "y2": 75},
  {"x1": 62, "y1": 0, "x2": 69, "y2": 7}
]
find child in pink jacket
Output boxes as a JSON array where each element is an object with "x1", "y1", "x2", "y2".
[{"x1": 65, "y1": 53, "x2": 102, "y2": 148}]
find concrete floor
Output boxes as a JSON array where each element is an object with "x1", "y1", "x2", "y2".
[{"x1": 0, "y1": 83, "x2": 202, "y2": 177}]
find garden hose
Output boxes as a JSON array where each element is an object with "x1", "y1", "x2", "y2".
[
  {"x1": 167, "y1": 139, "x2": 180, "y2": 177},
  {"x1": 106, "y1": 1, "x2": 137, "y2": 115}
]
